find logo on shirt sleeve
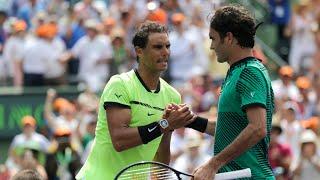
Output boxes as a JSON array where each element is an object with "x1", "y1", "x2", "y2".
[{"x1": 115, "y1": 93, "x2": 122, "y2": 98}]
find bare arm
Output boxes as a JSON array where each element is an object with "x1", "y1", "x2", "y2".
[
  {"x1": 13, "y1": 60, "x2": 23, "y2": 87},
  {"x1": 208, "y1": 106, "x2": 267, "y2": 169},
  {"x1": 204, "y1": 120, "x2": 216, "y2": 136},
  {"x1": 153, "y1": 131, "x2": 172, "y2": 164},
  {"x1": 198, "y1": 111, "x2": 216, "y2": 136},
  {"x1": 107, "y1": 105, "x2": 194, "y2": 152},
  {"x1": 44, "y1": 89, "x2": 58, "y2": 130},
  {"x1": 106, "y1": 106, "x2": 141, "y2": 152}
]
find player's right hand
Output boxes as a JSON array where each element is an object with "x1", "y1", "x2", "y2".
[{"x1": 166, "y1": 104, "x2": 195, "y2": 130}]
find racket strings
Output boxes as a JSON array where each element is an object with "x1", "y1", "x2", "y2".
[{"x1": 117, "y1": 164, "x2": 179, "y2": 180}]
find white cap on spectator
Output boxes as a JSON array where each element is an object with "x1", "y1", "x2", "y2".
[
  {"x1": 300, "y1": 129, "x2": 317, "y2": 144},
  {"x1": 84, "y1": 19, "x2": 99, "y2": 30}
]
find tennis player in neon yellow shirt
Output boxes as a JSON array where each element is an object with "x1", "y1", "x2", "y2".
[{"x1": 76, "y1": 21, "x2": 195, "y2": 179}]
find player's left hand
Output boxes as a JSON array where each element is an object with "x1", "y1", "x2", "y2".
[{"x1": 192, "y1": 159, "x2": 217, "y2": 180}]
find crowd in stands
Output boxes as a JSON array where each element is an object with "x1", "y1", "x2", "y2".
[{"x1": 0, "y1": 0, "x2": 320, "y2": 179}]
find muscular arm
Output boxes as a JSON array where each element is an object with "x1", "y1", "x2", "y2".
[
  {"x1": 106, "y1": 106, "x2": 143, "y2": 152},
  {"x1": 107, "y1": 105, "x2": 194, "y2": 152},
  {"x1": 208, "y1": 106, "x2": 267, "y2": 169}
]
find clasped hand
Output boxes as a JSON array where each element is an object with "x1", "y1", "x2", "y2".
[{"x1": 162, "y1": 103, "x2": 196, "y2": 132}]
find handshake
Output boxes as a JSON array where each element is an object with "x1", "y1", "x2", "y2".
[{"x1": 160, "y1": 103, "x2": 197, "y2": 133}]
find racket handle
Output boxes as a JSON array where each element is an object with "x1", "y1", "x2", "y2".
[{"x1": 215, "y1": 168, "x2": 251, "y2": 180}]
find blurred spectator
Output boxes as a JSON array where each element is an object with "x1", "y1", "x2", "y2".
[
  {"x1": 287, "y1": 0, "x2": 317, "y2": 73},
  {"x1": 145, "y1": 1, "x2": 168, "y2": 25},
  {"x1": 170, "y1": 128, "x2": 188, "y2": 164},
  {"x1": 73, "y1": 0, "x2": 102, "y2": 21},
  {"x1": 291, "y1": 129, "x2": 320, "y2": 180},
  {"x1": 179, "y1": 75, "x2": 204, "y2": 112},
  {"x1": 0, "y1": 10, "x2": 7, "y2": 85},
  {"x1": 295, "y1": 76, "x2": 316, "y2": 120},
  {"x1": 17, "y1": 0, "x2": 47, "y2": 28},
  {"x1": 310, "y1": 29, "x2": 320, "y2": 80},
  {"x1": 59, "y1": 7, "x2": 86, "y2": 50},
  {"x1": 301, "y1": 117, "x2": 320, "y2": 135},
  {"x1": 269, "y1": 121, "x2": 292, "y2": 180},
  {"x1": 76, "y1": 89, "x2": 98, "y2": 137},
  {"x1": 187, "y1": 7, "x2": 210, "y2": 74},
  {"x1": 279, "y1": 101, "x2": 304, "y2": 163},
  {"x1": 268, "y1": 0, "x2": 291, "y2": 41},
  {"x1": 44, "y1": 88, "x2": 79, "y2": 134},
  {"x1": 45, "y1": 127, "x2": 82, "y2": 180},
  {"x1": 18, "y1": 23, "x2": 60, "y2": 86},
  {"x1": 11, "y1": 169, "x2": 44, "y2": 180},
  {"x1": 43, "y1": 20, "x2": 68, "y2": 86},
  {"x1": 201, "y1": 78, "x2": 222, "y2": 112},
  {"x1": 6, "y1": 115, "x2": 49, "y2": 177},
  {"x1": 2, "y1": 19, "x2": 27, "y2": 87},
  {"x1": 268, "y1": 0, "x2": 291, "y2": 62},
  {"x1": 19, "y1": 150, "x2": 47, "y2": 179},
  {"x1": 65, "y1": 19, "x2": 113, "y2": 92},
  {"x1": 79, "y1": 115, "x2": 96, "y2": 164},
  {"x1": 81, "y1": 117, "x2": 96, "y2": 151},
  {"x1": 312, "y1": 76, "x2": 320, "y2": 116},
  {"x1": 47, "y1": 0, "x2": 68, "y2": 18},
  {"x1": 272, "y1": 65, "x2": 299, "y2": 102},
  {"x1": 109, "y1": 27, "x2": 134, "y2": 76},
  {"x1": 108, "y1": 0, "x2": 129, "y2": 21},
  {"x1": 58, "y1": 7, "x2": 86, "y2": 81},
  {"x1": 102, "y1": 16, "x2": 115, "y2": 36},
  {"x1": 173, "y1": 132, "x2": 211, "y2": 174},
  {"x1": 169, "y1": 12, "x2": 197, "y2": 88},
  {"x1": 0, "y1": 10, "x2": 7, "y2": 49}
]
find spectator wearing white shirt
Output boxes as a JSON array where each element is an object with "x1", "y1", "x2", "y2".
[
  {"x1": 291, "y1": 129, "x2": 320, "y2": 180},
  {"x1": 295, "y1": 76, "x2": 317, "y2": 120},
  {"x1": 272, "y1": 65, "x2": 299, "y2": 102},
  {"x1": 44, "y1": 36, "x2": 67, "y2": 85},
  {"x1": 279, "y1": 102, "x2": 304, "y2": 163},
  {"x1": 173, "y1": 132, "x2": 211, "y2": 175},
  {"x1": 43, "y1": 19, "x2": 67, "y2": 86},
  {"x1": 6, "y1": 115, "x2": 50, "y2": 176},
  {"x1": 3, "y1": 19, "x2": 27, "y2": 87},
  {"x1": 18, "y1": 23, "x2": 57, "y2": 86},
  {"x1": 169, "y1": 13, "x2": 197, "y2": 88},
  {"x1": 288, "y1": 1, "x2": 317, "y2": 73},
  {"x1": 170, "y1": 128, "x2": 188, "y2": 164},
  {"x1": 68, "y1": 19, "x2": 113, "y2": 92}
]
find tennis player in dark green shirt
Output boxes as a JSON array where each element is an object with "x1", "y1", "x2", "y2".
[{"x1": 192, "y1": 5, "x2": 275, "y2": 180}]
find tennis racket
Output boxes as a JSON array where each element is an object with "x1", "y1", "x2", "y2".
[{"x1": 114, "y1": 161, "x2": 251, "y2": 180}]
